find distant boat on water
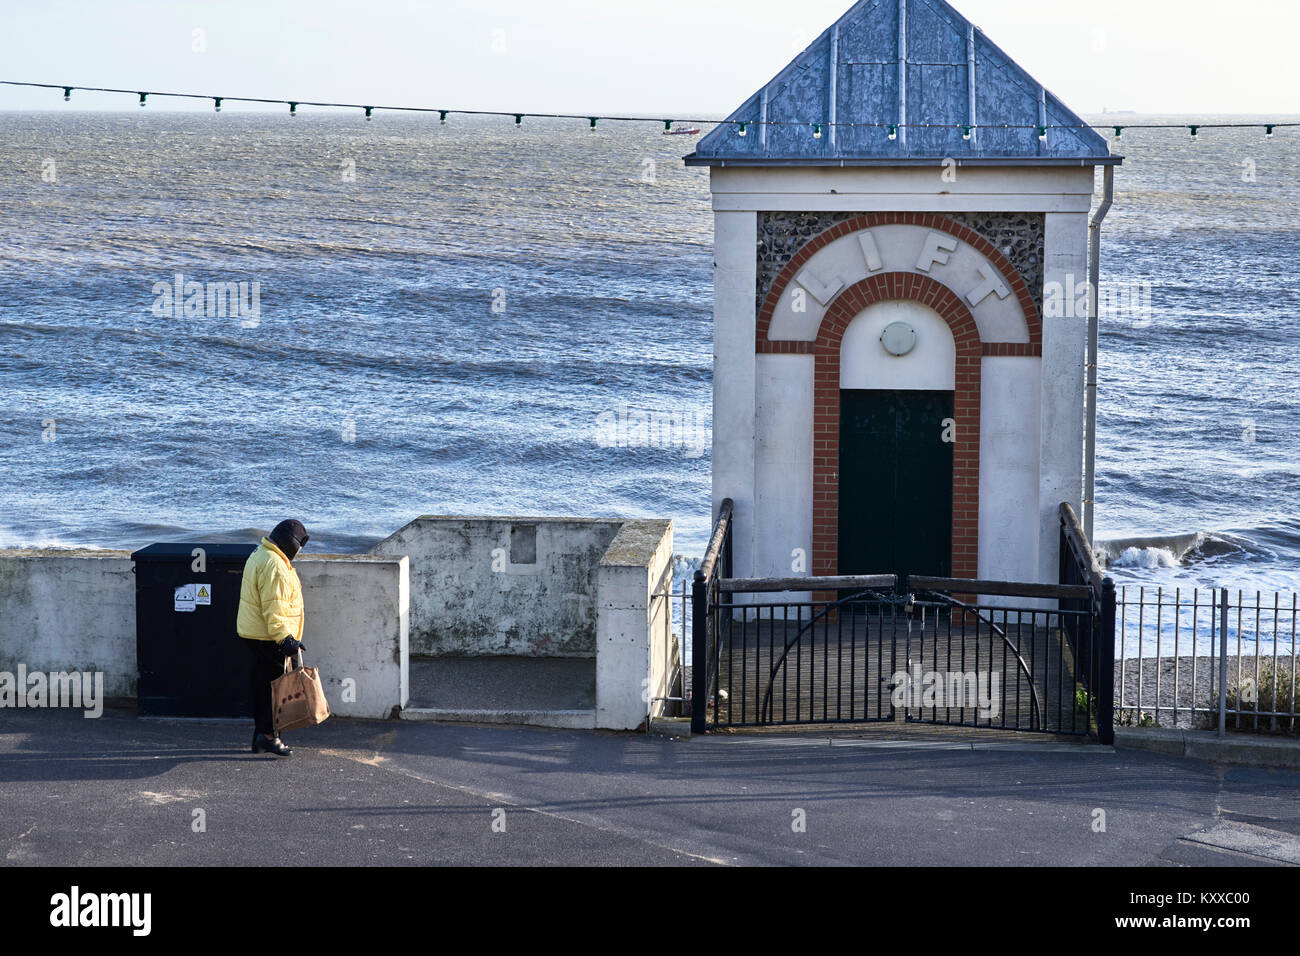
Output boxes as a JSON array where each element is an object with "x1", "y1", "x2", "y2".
[{"x1": 663, "y1": 127, "x2": 702, "y2": 136}]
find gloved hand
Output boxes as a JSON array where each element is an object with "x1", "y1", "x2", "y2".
[{"x1": 277, "y1": 636, "x2": 304, "y2": 657}]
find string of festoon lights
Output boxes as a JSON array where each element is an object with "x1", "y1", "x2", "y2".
[{"x1": 3, "y1": 80, "x2": 1295, "y2": 141}]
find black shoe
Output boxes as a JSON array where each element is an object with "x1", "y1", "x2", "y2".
[{"x1": 253, "y1": 733, "x2": 292, "y2": 756}]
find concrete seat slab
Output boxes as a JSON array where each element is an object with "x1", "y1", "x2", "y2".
[{"x1": 406, "y1": 656, "x2": 596, "y2": 718}]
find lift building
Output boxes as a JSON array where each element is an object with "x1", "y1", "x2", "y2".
[{"x1": 687, "y1": 0, "x2": 1120, "y2": 588}]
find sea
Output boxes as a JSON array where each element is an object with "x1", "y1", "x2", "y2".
[{"x1": 1, "y1": 111, "x2": 1297, "y2": 612}]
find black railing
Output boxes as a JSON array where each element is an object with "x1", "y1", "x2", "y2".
[
  {"x1": 701, "y1": 577, "x2": 1098, "y2": 733},
  {"x1": 724, "y1": 576, "x2": 896, "y2": 725},
  {"x1": 689, "y1": 501, "x2": 1115, "y2": 741},
  {"x1": 1115, "y1": 586, "x2": 1299, "y2": 733},
  {"x1": 690, "y1": 498, "x2": 732, "y2": 733},
  {"x1": 1059, "y1": 502, "x2": 1116, "y2": 745}
]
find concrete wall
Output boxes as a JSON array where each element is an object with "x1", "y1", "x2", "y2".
[
  {"x1": 370, "y1": 517, "x2": 622, "y2": 657},
  {"x1": 0, "y1": 515, "x2": 676, "y2": 731},
  {"x1": 296, "y1": 554, "x2": 409, "y2": 719},
  {"x1": 0, "y1": 516, "x2": 679, "y2": 731},
  {"x1": 0, "y1": 548, "x2": 409, "y2": 719},
  {"x1": 710, "y1": 164, "x2": 1096, "y2": 586},
  {"x1": 1040, "y1": 210, "x2": 1091, "y2": 584},
  {"x1": 713, "y1": 209, "x2": 760, "y2": 596},
  {"x1": 978, "y1": 356, "x2": 1042, "y2": 584},
  {"x1": 755, "y1": 353, "x2": 813, "y2": 582},
  {"x1": 0, "y1": 549, "x2": 136, "y2": 698},
  {"x1": 595, "y1": 519, "x2": 674, "y2": 730}
]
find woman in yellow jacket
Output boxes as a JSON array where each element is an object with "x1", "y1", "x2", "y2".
[{"x1": 237, "y1": 519, "x2": 309, "y2": 757}]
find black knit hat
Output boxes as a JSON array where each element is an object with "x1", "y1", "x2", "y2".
[{"x1": 269, "y1": 519, "x2": 310, "y2": 559}]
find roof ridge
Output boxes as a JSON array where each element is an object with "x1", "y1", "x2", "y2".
[{"x1": 687, "y1": 0, "x2": 1115, "y2": 166}]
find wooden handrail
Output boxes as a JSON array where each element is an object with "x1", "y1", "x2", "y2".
[
  {"x1": 909, "y1": 576, "x2": 1093, "y2": 600},
  {"x1": 720, "y1": 574, "x2": 896, "y2": 593},
  {"x1": 696, "y1": 498, "x2": 734, "y2": 583},
  {"x1": 1059, "y1": 501, "x2": 1106, "y2": 590}
]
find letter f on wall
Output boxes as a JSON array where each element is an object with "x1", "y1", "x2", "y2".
[{"x1": 916, "y1": 232, "x2": 958, "y2": 272}]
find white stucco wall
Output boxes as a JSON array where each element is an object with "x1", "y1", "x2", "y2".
[
  {"x1": 709, "y1": 166, "x2": 1096, "y2": 214},
  {"x1": 710, "y1": 164, "x2": 1097, "y2": 585},
  {"x1": 754, "y1": 353, "x2": 813, "y2": 580},
  {"x1": 713, "y1": 210, "x2": 759, "y2": 585},
  {"x1": 977, "y1": 357, "x2": 1042, "y2": 583},
  {"x1": 841, "y1": 301, "x2": 956, "y2": 391},
  {"x1": 1040, "y1": 211, "x2": 1091, "y2": 583}
]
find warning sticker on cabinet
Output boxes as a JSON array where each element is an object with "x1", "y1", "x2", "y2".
[
  {"x1": 194, "y1": 584, "x2": 211, "y2": 606},
  {"x1": 174, "y1": 584, "x2": 197, "y2": 612}
]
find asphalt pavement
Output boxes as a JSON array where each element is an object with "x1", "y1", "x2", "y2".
[{"x1": 2, "y1": 706, "x2": 1298, "y2": 866}]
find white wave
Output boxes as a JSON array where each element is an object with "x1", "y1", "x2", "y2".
[
  {"x1": 1097, "y1": 531, "x2": 1205, "y2": 566},
  {"x1": 1111, "y1": 546, "x2": 1180, "y2": 569},
  {"x1": 0, "y1": 534, "x2": 100, "y2": 551}
]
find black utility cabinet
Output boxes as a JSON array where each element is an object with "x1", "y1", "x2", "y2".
[{"x1": 131, "y1": 542, "x2": 257, "y2": 717}]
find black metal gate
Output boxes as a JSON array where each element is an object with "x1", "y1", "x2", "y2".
[{"x1": 690, "y1": 501, "x2": 1115, "y2": 741}]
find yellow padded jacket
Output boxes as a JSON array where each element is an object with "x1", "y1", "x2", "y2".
[{"x1": 236, "y1": 538, "x2": 304, "y2": 642}]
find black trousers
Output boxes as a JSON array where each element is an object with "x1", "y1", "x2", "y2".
[{"x1": 244, "y1": 638, "x2": 284, "y2": 736}]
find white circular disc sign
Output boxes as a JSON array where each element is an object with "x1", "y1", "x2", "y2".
[{"x1": 879, "y1": 321, "x2": 917, "y2": 356}]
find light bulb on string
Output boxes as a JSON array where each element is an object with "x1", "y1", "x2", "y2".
[{"x1": 24, "y1": 79, "x2": 1300, "y2": 146}]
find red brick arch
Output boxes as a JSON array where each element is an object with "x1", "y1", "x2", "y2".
[
  {"x1": 757, "y1": 211, "x2": 1040, "y2": 356},
  {"x1": 811, "y1": 272, "x2": 982, "y2": 581}
]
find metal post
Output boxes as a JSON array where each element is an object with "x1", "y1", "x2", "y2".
[
  {"x1": 896, "y1": 0, "x2": 907, "y2": 151},
  {"x1": 1218, "y1": 587, "x2": 1229, "y2": 737},
  {"x1": 1083, "y1": 164, "x2": 1115, "y2": 541},
  {"x1": 1098, "y1": 577, "x2": 1116, "y2": 745},
  {"x1": 691, "y1": 571, "x2": 707, "y2": 734},
  {"x1": 827, "y1": 24, "x2": 839, "y2": 151}
]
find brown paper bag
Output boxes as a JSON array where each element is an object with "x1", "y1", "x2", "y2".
[{"x1": 272, "y1": 652, "x2": 331, "y2": 733}]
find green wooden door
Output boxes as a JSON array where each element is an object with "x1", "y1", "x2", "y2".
[{"x1": 838, "y1": 389, "x2": 953, "y2": 580}]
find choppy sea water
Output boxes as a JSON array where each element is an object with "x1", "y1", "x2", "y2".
[
  {"x1": 0, "y1": 112, "x2": 1297, "y2": 616},
  {"x1": 1090, "y1": 114, "x2": 1300, "y2": 604}
]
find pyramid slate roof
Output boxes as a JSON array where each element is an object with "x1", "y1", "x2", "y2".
[{"x1": 685, "y1": 0, "x2": 1118, "y2": 166}]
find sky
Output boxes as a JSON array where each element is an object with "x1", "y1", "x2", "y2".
[{"x1": 0, "y1": 0, "x2": 1295, "y2": 117}]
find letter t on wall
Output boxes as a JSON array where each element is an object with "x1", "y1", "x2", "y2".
[{"x1": 965, "y1": 263, "x2": 1011, "y2": 307}]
